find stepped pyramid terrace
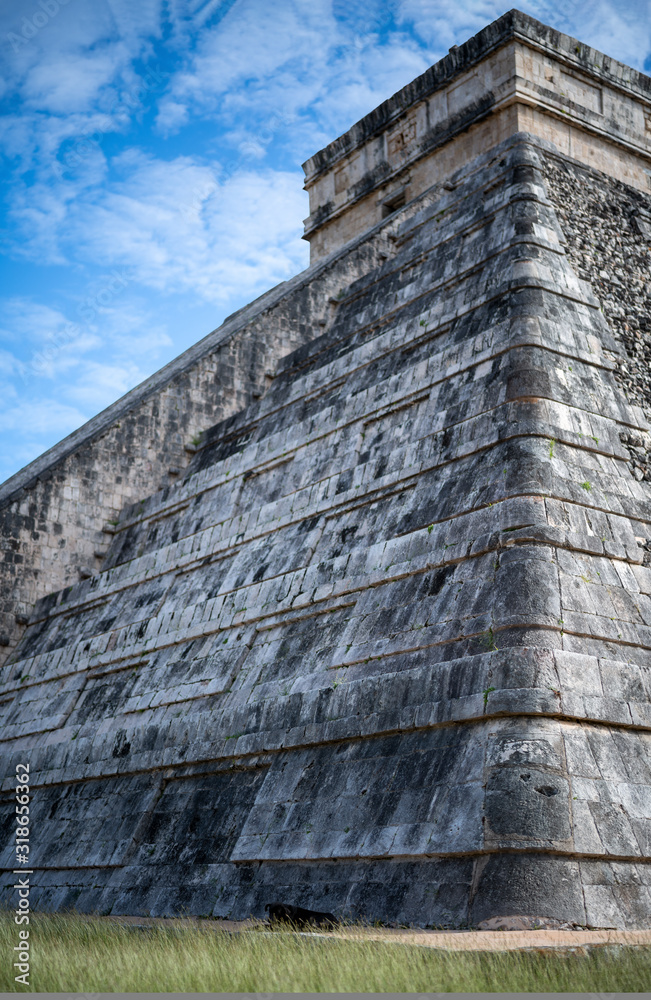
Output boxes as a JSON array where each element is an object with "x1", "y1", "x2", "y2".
[{"x1": 2, "y1": 10, "x2": 651, "y2": 927}]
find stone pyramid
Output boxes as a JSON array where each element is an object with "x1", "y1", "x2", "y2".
[{"x1": 1, "y1": 11, "x2": 651, "y2": 927}]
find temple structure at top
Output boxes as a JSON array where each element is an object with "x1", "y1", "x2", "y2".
[{"x1": 302, "y1": 10, "x2": 651, "y2": 260}]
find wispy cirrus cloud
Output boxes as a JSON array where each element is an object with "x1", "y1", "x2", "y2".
[
  {"x1": 5, "y1": 151, "x2": 309, "y2": 302},
  {"x1": 154, "y1": 0, "x2": 434, "y2": 154},
  {"x1": 0, "y1": 286, "x2": 175, "y2": 482}
]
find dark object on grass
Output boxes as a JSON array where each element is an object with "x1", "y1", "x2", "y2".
[{"x1": 264, "y1": 901, "x2": 337, "y2": 928}]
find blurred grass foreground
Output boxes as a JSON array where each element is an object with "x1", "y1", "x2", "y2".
[{"x1": 1, "y1": 912, "x2": 650, "y2": 993}]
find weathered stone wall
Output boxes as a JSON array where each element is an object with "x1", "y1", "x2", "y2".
[
  {"x1": 0, "y1": 231, "x2": 395, "y2": 667},
  {"x1": 2, "y1": 8, "x2": 651, "y2": 931},
  {"x1": 2, "y1": 135, "x2": 650, "y2": 927}
]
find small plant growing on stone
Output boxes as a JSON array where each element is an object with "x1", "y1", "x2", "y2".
[
  {"x1": 480, "y1": 628, "x2": 498, "y2": 652},
  {"x1": 581, "y1": 481, "x2": 592, "y2": 491}
]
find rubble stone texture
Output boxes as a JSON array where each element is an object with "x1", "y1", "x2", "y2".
[
  {"x1": 542, "y1": 154, "x2": 651, "y2": 484},
  {"x1": 1, "y1": 11, "x2": 651, "y2": 928}
]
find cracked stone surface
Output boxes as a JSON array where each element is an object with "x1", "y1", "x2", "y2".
[{"x1": 1, "y1": 134, "x2": 650, "y2": 928}]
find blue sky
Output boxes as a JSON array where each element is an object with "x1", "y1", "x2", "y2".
[{"x1": 1, "y1": 0, "x2": 650, "y2": 484}]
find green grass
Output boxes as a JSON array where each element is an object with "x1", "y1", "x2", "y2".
[{"x1": 1, "y1": 913, "x2": 650, "y2": 993}]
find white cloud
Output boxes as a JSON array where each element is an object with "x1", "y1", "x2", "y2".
[
  {"x1": 65, "y1": 358, "x2": 150, "y2": 409},
  {"x1": 154, "y1": 0, "x2": 340, "y2": 134},
  {"x1": 21, "y1": 46, "x2": 129, "y2": 114},
  {"x1": 0, "y1": 397, "x2": 86, "y2": 436},
  {"x1": 0, "y1": 349, "x2": 22, "y2": 379},
  {"x1": 103, "y1": 0, "x2": 165, "y2": 45},
  {"x1": 0, "y1": 394, "x2": 90, "y2": 485},
  {"x1": 0, "y1": 298, "x2": 73, "y2": 346},
  {"x1": 8, "y1": 151, "x2": 309, "y2": 303},
  {"x1": 0, "y1": 287, "x2": 172, "y2": 394},
  {"x1": 184, "y1": 0, "x2": 331, "y2": 95},
  {"x1": 155, "y1": 99, "x2": 189, "y2": 135},
  {"x1": 2, "y1": 2, "x2": 135, "y2": 112},
  {"x1": 0, "y1": 281, "x2": 180, "y2": 480},
  {"x1": 152, "y1": 0, "x2": 436, "y2": 170}
]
